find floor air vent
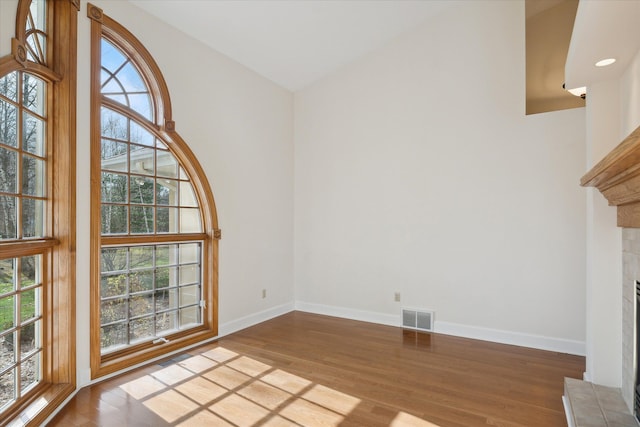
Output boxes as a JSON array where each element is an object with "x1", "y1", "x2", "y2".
[{"x1": 402, "y1": 308, "x2": 434, "y2": 332}]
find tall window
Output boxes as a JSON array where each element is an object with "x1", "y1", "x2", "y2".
[
  {"x1": 88, "y1": 4, "x2": 220, "y2": 378},
  {"x1": 0, "y1": 68, "x2": 47, "y2": 409},
  {"x1": 0, "y1": 0, "x2": 77, "y2": 424}
]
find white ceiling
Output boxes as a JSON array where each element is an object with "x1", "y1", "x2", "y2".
[
  {"x1": 565, "y1": 0, "x2": 640, "y2": 89},
  {"x1": 128, "y1": 0, "x2": 455, "y2": 91}
]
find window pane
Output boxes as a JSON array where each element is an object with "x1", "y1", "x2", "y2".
[
  {"x1": 130, "y1": 121, "x2": 153, "y2": 146},
  {"x1": 179, "y1": 182, "x2": 198, "y2": 207},
  {"x1": 0, "y1": 147, "x2": 17, "y2": 193},
  {"x1": 101, "y1": 39, "x2": 127, "y2": 74},
  {"x1": 22, "y1": 155, "x2": 45, "y2": 197},
  {"x1": 101, "y1": 139, "x2": 128, "y2": 172},
  {"x1": 156, "y1": 179, "x2": 177, "y2": 206},
  {"x1": 179, "y1": 265, "x2": 199, "y2": 287},
  {"x1": 129, "y1": 316, "x2": 154, "y2": 343},
  {"x1": 101, "y1": 323, "x2": 127, "y2": 350},
  {"x1": 101, "y1": 205, "x2": 128, "y2": 235},
  {"x1": 130, "y1": 206, "x2": 154, "y2": 234},
  {"x1": 99, "y1": 243, "x2": 202, "y2": 353},
  {"x1": 0, "y1": 72, "x2": 18, "y2": 102},
  {"x1": 155, "y1": 245, "x2": 176, "y2": 267},
  {"x1": 180, "y1": 208, "x2": 201, "y2": 233},
  {"x1": 129, "y1": 176, "x2": 154, "y2": 204},
  {"x1": 130, "y1": 147, "x2": 154, "y2": 176},
  {"x1": 155, "y1": 288, "x2": 177, "y2": 312},
  {"x1": 105, "y1": 94, "x2": 127, "y2": 105},
  {"x1": 20, "y1": 352, "x2": 40, "y2": 394},
  {"x1": 179, "y1": 243, "x2": 199, "y2": 264},
  {"x1": 128, "y1": 94, "x2": 152, "y2": 122},
  {"x1": 156, "y1": 312, "x2": 177, "y2": 335},
  {"x1": 20, "y1": 321, "x2": 37, "y2": 354},
  {"x1": 130, "y1": 246, "x2": 153, "y2": 269},
  {"x1": 0, "y1": 369, "x2": 15, "y2": 409},
  {"x1": 101, "y1": 172, "x2": 128, "y2": 203},
  {"x1": 156, "y1": 150, "x2": 178, "y2": 179},
  {"x1": 23, "y1": 113, "x2": 45, "y2": 157},
  {"x1": 22, "y1": 198, "x2": 44, "y2": 238},
  {"x1": 179, "y1": 306, "x2": 199, "y2": 328},
  {"x1": 102, "y1": 78, "x2": 124, "y2": 97},
  {"x1": 0, "y1": 295, "x2": 15, "y2": 330},
  {"x1": 0, "y1": 332, "x2": 16, "y2": 372},
  {"x1": 179, "y1": 285, "x2": 199, "y2": 307},
  {"x1": 129, "y1": 294, "x2": 153, "y2": 318},
  {"x1": 0, "y1": 196, "x2": 18, "y2": 240},
  {"x1": 0, "y1": 258, "x2": 14, "y2": 294},
  {"x1": 20, "y1": 255, "x2": 39, "y2": 288},
  {"x1": 20, "y1": 288, "x2": 38, "y2": 322},
  {"x1": 118, "y1": 63, "x2": 146, "y2": 93},
  {"x1": 101, "y1": 298, "x2": 127, "y2": 324},
  {"x1": 156, "y1": 207, "x2": 178, "y2": 233},
  {"x1": 101, "y1": 274, "x2": 127, "y2": 299},
  {"x1": 156, "y1": 267, "x2": 177, "y2": 290},
  {"x1": 129, "y1": 270, "x2": 153, "y2": 293},
  {"x1": 101, "y1": 107, "x2": 128, "y2": 140},
  {"x1": 22, "y1": 74, "x2": 45, "y2": 116},
  {"x1": 101, "y1": 247, "x2": 128, "y2": 272},
  {"x1": 0, "y1": 100, "x2": 18, "y2": 147},
  {"x1": 29, "y1": 0, "x2": 47, "y2": 33}
]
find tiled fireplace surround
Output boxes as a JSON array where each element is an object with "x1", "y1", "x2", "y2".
[
  {"x1": 622, "y1": 228, "x2": 638, "y2": 411},
  {"x1": 579, "y1": 126, "x2": 640, "y2": 424}
]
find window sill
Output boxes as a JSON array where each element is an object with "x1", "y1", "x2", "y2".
[
  {"x1": 3, "y1": 383, "x2": 75, "y2": 427},
  {"x1": 93, "y1": 328, "x2": 217, "y2": 379}
]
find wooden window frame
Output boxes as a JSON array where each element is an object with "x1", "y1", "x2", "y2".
[
  {"x1": 0, "y1": 0, "x2": 77, "y2": 425},
  {"x1": 88, "y1": 4, "x2": 220, "y2": 380}
]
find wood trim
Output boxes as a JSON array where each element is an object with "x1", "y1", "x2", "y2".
[
  {"x1": 101, "y1": 233, "x2": 208, "y2": 246},
  {"x1": 50, "y1": 0, "x2": 77, "y2": 391},
  {"x1": 87, "y1": 3, "x2": 104, "y2": 23},
  {"x1": 581, "y1": 125, "x2": 640, "y2": 227},
  {"x1": 89, "y1": 13, "x2": 104, "y2": 383},
  {"x1": 89, "y1": 6, "x2": 219, "y2": 380},
  {"x1": 0, "y1": 238, "x2": 58, "y2": 257},
  {"x1": 0, "y1": 0, "x2": 78, "y2": 424},
  {"x1": 581, "y1": 126, "x2": 640, "y2": 188},
  {"x1": 0, "y1": 383, "x2": 75, "y2": 427}
]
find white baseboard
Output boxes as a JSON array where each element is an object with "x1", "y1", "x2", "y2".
[
  {"x1": 435, "y1": 321, "x2": 586, "y2": 356},
  {"x1": 295, "y1": 301, "x2": 399, "y2": 327},
  {"x1": 219, "y1": 302, "x2": 295, "y2": 337},
  {"x1": 295, "y1": 301, "x2": 585, "y2": 356}
]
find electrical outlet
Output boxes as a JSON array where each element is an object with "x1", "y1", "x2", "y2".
[
  {"x1": 262, "y1": 289, "x2": 267, "y2": 299},
  {"x1": 394, "y1": 292, "x2": 401, "y2": 302}
]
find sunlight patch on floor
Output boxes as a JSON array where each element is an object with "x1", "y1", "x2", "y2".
[{"x1": 119, "y1": 346, "x2": 440, "y2": 426}]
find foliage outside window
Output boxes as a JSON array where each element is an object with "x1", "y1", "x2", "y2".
[{"x1": 89, "y1": 4, "x2": 219, "y2": 378}]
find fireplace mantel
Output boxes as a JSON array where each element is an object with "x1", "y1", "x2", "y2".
[{"x1": 581, "y1": 126, "x2": 640, "y2": 227}]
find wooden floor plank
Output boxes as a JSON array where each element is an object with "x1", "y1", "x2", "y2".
[{"x1": 49, "y1": 312, "x2": 584, "y2": 426}]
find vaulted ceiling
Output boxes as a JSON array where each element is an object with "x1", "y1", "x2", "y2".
[
  {"x1": 129, "y1": 0, "x2": 454, "y2": 91},
  {"x1": 129, "y1": 0, "x2": 586, "y2": 116}
]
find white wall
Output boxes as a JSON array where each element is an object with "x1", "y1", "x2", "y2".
[
  {"x1": 76, "y1": 0, "x2": 294, "y2": 386},
  {"x1": 294, "y1": 0, "x2": 587, "y2": 352},
  {"x1": 583, "y1": 80, "x2": 622, "y2": 386},
  {"x1": 0, "y1": 0, "x2": 17, "y2": 56}
]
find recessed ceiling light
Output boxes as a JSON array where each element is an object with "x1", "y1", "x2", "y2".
[{"x1": 595, "y1": 58, "x2": 616, "y2": 67}]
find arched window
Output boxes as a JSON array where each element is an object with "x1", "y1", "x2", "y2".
[
  {"x1": 0, "y1": 0, "x2": 77, "y2": 424},
  {"x1": 88, "y1": 4, "x2": 220, "y2": 379}
]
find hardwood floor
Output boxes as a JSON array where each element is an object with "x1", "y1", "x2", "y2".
[{"x1": 49, "y1": 312, "x2": 585, "y2": 426}]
